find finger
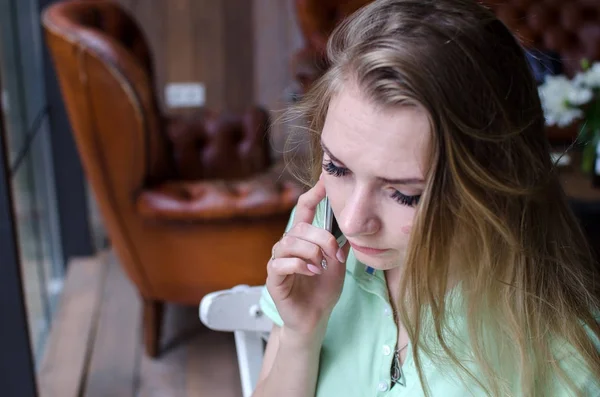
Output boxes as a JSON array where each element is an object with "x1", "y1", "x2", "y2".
[
  {"x1": 267, "y1": 257, "x2": 319, "y2": 286},
  {"x1": 291, "y1": 177, "x2": 326, "y2": 228},
  {"x1": 285, "y1": 223, "x2": 342, "y2": 264},
  {"x1": 320, "y1": 238, "x2": 350, "y2": 273},
  {"x1": 274, "y1": 234, "x2": 325, "y2": 268}
]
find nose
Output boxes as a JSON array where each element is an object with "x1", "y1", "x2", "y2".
[{"x1": 338, "y1": 187, "x2": 380, "y2": 237}]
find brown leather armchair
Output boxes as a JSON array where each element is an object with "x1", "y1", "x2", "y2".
[
  {"x1": 291, "y1": 0, "x2": 600, "y2": 142},
  {"x1": 41, "y1": 0, "x2": 302, "y2": 357}
]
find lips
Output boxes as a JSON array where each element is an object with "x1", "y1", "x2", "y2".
[{"x1": 349, "y1": 241, "x2": 389, "y2": 256}]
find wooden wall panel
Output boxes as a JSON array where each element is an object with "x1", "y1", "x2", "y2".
[
  {"x1": 112, "y1": 0, "x2": 300, "y2": 111},
  {"x1": 253, "y1": 0, "x2": 303, "y2": 157},
  {"x1": 165, "y1": 0, "x2": 195, "y2": 91},
  {"x1": 188, "y1": 0, "x2": 226, "y2": 110},
  {"x1": 112, "y1": 0, "x2": 303, "y2": 155},
  {"x1": 223, "y1": 0, "x2": 254, "y2": 111}
]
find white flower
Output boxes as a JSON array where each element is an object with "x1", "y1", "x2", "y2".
[
  {"x1": 538, "y1": 75, "x2": 584, "y2": 127},
  {"x1": 573, "y1": 62, "x2": 600, "y2": 88},
  {"x1": 545, "y1": 108, "x2": 583, "y2": 127},
  {"x1": 567, "y1": 86, "x2": 593, "y2": 105}
]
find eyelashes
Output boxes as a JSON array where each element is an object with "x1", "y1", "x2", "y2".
[
  {"x1": 390, "y1": 190, "x2": 421, "y2": 206},
  {"x1": 323, "y1": 160, "x2": 348, "y2": 177},
  {"x1": 322, "y1": 160, "x2": 421, "y2": 207}
]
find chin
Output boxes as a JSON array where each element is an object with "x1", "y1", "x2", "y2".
[
  {"x1": 351, "y1": 249, "x2": 400, "y2": 271},
  {"x1": 367, "y1": 261, "x2": 399, "y2": 271}
]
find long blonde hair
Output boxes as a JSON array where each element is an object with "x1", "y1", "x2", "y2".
[{"x1": 284, "y1": 0, "x2": 600, "y2": 395}]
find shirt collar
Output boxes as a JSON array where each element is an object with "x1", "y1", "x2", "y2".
[{"x1": 346, "y1": 248, "x2": 389, "y2": 300}]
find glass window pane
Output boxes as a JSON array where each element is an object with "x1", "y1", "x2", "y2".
[
  {"x1": 0, "y1": 0, "x2": 64, "y2": 368},
  {"x1": 11, "y1": 156, "x2": 51, "y2": 360}
]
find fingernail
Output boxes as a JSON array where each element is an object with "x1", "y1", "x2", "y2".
[
  {"x1": 307, "y1": 264, "x2": 322, "y2": 274},
  {"x1": 336, "y1": 247, "x2": 346, "y2": 263}
]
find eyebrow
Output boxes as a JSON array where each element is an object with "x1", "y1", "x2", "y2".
[{"x1": 320, "y1": 141, "x2": 425, "y2": 185}]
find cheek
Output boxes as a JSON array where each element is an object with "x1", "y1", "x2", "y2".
[
  {"x1": 323, "y1": 174, "x2": 338, "y2": 202},
  {"x1": 323, "y1": 174, "x2": 351, "y2": 207},
  {"x1": 385, "y1": 208, "x2": 416, "y2": 246}
]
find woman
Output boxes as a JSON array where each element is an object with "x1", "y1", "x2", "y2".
[{"x1": 253, "y1": 0, "x2": 600, "y2": 395}]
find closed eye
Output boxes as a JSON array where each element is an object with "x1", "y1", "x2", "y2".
[
  {"x1": 322, "y1": 160, "x2": 421, "y2": 207},
  {"x1": 322, "y1": 160, "x2": 349, "y2": 177},
  {"x1": 390, "y1": 190, "x2": 421, "y2": 207}
]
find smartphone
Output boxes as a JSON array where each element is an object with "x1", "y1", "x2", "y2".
[{"x1": 323, "y1": 196, "x2": 347, "y2": 247}]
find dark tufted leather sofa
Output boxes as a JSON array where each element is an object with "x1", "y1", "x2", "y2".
[
  {"x1": 291, "y1": 0, "x2": 600, "y2": 142},
  {"x1": 41, "y1": 0, "x2": 302, "y2": 357},
  {"x1": 486, "y1": 0, "x2": 600, "y2": 78}
]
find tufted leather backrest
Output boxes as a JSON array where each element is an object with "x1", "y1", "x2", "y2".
[
  {"x1": 295, "y1": 0, "x2": 600, "y2": 78},
  {"x1": 167, "y1": 107, "x2": 272, "y2": 181},
  {"x1": 481, "y1": 0, "x2": 600, "y2": 77}
]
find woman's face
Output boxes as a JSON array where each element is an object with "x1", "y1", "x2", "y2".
[{"x1": 321, "y1": 82, "x2": 431, "y2": 270}]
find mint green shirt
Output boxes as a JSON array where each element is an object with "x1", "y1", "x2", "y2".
[{"x1": 259, "y1": 204, "x2": 599, "y2": 396}]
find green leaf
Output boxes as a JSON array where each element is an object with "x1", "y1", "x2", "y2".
[
  {"x1": 581, "y1": 58, "x2": 591, "y2": 71},
  {"x1": 581, "y1": 134, "x2": 598, "y2": 174}
]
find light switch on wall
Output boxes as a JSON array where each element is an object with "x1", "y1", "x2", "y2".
[{"x1": 165, "y1": 82, "x2": 205, "y2": 108}]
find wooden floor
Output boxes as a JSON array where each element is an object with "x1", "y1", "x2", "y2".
[{"x1": 37, "y1": 251, "x2": 243, "y2": 397}]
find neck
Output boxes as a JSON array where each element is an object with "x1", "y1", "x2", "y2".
[
  {"x1": 385, "y1": 266, "x2": 404, "y2": 308},
  {"x1": 385, "y1": 265, "x2": 410, "y2": 345}
]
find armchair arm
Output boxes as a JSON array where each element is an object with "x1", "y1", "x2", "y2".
[{"x1": 136, "y1": 162, "x2": 303, "y2": 222}]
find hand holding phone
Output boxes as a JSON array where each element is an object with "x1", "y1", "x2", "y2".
[{"x1": 265, "y1": 179, "x2": 350, "y2": 338}]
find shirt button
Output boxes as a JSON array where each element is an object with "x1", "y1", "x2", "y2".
[
  {"x1": 383, "y1": 306, "x2": 392, "y2": 316},
  {"x1": 382, "y1": 345, "x2": 392, "y2": 355},
  {"x1": 378, "y1": 381, "x2": 389, "y2": 392}
]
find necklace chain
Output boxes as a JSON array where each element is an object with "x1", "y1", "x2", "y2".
[
  {"x1": 389, "y1": 301, "x2": 408, "y2": 386},
  {"x1": 390, "y1": 343, "x2": 408, "y2": 386}
]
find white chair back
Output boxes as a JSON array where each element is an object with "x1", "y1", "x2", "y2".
[{"x1": 199, "y1": 285, "x2": 272, "y2": 397}]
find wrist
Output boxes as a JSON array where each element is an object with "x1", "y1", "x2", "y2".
[{"x1": 280, "y1": 321, "x2": 328, "y2": 350}]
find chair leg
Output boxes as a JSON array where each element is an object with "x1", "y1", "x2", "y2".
[{"x1": 143, "y1": 299, "x2": 164, "y2": 358}]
